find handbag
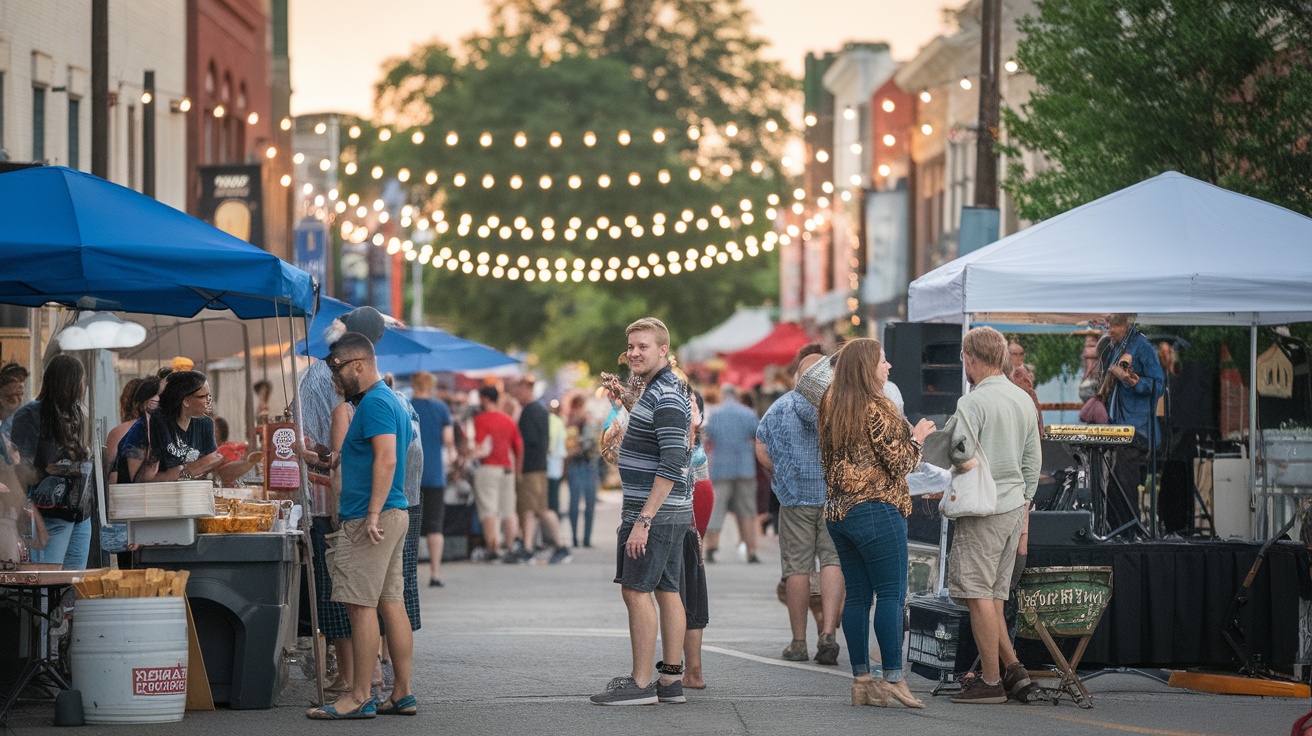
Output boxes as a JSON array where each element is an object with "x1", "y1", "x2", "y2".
[
  {"x1": 28, "y1": 463, "x2": 92, "y2": 514},
  {"x1": 939, "y1": 415, "x2": 997, "y2": 519}
]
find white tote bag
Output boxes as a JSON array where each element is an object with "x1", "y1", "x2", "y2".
[{"x1": 939, "y1": 415, "x2": 998, "y2": 519}]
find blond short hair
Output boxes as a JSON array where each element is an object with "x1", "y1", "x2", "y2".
[
  {"x1": 411, "y1": 371, "x2": 436, "y2": 393},
  {"x1": 962, "y1": 326, "x2": 1008, "y2": 373},
  {"x1": 626, "y1": 317, "x2": 670, "y2": 347}
]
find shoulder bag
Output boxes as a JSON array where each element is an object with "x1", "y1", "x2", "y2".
[{"x1": 939, "y1": 415, "x2": 997, "y2": 519}]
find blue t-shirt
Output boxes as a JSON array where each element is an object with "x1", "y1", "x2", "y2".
[
  {"x1": 340, "y1": 381, "x2": 413, "y2": 521},
  {"x1": 411, "y1": 397, "x2": 451, "y2": 488}
]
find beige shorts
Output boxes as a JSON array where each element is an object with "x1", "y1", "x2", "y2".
[
  {"x1": 708, "y1": 477, "x2": 757, "y2": 531},
  {"x1": 947, "y1": 505, "x2": 1025, "y2": 601},
  {"x1": 778, "y1": 504, "x2": 840, "y2": 578},
  {"x1": 474, "y1": 464, "x2": 516, "y2": 520},
  {"x1": 327, "y1": 508, "x2": 408, "y2": 607},
  {"x1": 516, "y1": 471, "x2": 548, "y2": 514}
]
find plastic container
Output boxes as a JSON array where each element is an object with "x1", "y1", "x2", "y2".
[
  {"x1": 127, "y1": 518, "x2": 197, "y2": 546},
  {"x1": 69, "y1": 597, "x2": 188, "y2": 724},
  {"x1": 108, "y1": 481, "x2": 215, "y2": 521}
]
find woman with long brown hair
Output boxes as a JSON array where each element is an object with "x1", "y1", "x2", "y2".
[
  {"x1": 818, "y1": 338, "x2": 934, "y2": 709},
  {"x1": 10, "y1": 355, "x2": 94, "y2": 569}
]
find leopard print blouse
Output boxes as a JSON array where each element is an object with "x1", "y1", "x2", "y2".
[{"x1": 821, "y1": 399, "x2": 922, "y2": 521}]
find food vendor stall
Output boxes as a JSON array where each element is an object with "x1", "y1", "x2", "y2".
[{"x1": 0, "y1": 166, "x2": 321, "y2": 714}]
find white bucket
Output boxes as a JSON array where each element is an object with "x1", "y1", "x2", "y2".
[{"x1": 70, "y1": 597, "x2": 188, "y2": 723}]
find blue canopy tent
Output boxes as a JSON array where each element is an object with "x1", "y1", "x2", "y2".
[
  {"x1": 296, "y1": 296, "x2": 427, "y2": 358},
  {"x1": 0, "y1": 166, "x2": 316, "y2": 318},
  {"x1": 377, "y1": 326, "x2": 519, "y2": 376}
]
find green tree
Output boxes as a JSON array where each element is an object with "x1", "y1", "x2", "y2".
[
  {"x1": 1001, "y1": 0, "x2": 1312, "y2": 222},
  {"x1": 340, "y1": 2, "x2": 796, "y2": 372}
]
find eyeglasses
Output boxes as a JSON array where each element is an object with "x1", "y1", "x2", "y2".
[{"x1": 329, "y1": 358, "x2": 363, "y2": 374}]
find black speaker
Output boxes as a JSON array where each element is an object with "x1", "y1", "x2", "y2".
[
  {"x1": 885, "y1": 322, "x2": 963, "y2": 422},
  {"x1": 1028, "y1": 510, "x2": 1096, "y2": 546}
]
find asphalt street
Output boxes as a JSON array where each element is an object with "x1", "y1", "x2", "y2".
[{"x1": 7, "y1": 490, "x2": 1307, "y2": 735}]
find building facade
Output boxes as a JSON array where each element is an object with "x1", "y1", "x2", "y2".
[{"x1": 0, "y1": 0, "x2": 187, "y2": 208}]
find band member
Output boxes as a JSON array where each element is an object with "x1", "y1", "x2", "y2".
[{"x1": 1098, "y1": 314, "x2": 1164, "y2": 533}]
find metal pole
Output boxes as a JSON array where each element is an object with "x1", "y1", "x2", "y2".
[
  {"x1": 410, "y1": 258, "x2": 423, "y2": 326},
  {"x1": 1250, "y1": 323, "x2": 1260, "y2": 539},
  {"x1": 90, "y1": 0, "x2": 109, "y2": 177},
  {"x1": 975, "y1": 0, "x2": 1001, "y2": 208},
  {"x1": 143, "y1": 70, "x2": 156, "y2": 198}
]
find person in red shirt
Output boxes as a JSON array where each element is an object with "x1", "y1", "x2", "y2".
[{"x1": 472, "y1": 386, "x2": 523, "y2": 560}]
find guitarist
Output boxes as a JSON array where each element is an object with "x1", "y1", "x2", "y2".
[{"x1": 1098, "y1": 314, "x2": 1165, "y2": 533}]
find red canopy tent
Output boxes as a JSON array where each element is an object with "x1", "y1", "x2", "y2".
[{"x1": 718, "y1": 322, "x2": 812, "y2": 388}]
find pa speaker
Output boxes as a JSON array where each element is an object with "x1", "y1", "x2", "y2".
[{"x1": 885, "y1": 322, "x2": 963, "y2": 422}]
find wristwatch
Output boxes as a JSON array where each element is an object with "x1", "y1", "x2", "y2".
[{"x1": 637, "y1": 514, "x2": 653, "y2": 529}]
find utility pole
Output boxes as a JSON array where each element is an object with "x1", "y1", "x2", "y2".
[
  {"x1": 975, "y1": 0, "x2": 1002, "y2": 208},
  {"x1": 91, "y1": 0, "x2": 109, "y2": 178},
  {"x1": 143, "y1": 71, "x2": 156, "y2": 198}
]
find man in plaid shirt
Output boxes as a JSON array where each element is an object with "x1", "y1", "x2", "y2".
[{"x1": 755, "y1": 347, "x2": 843, "y2": 666}]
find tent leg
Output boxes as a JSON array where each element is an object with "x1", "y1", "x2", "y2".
[{"x1": 1250, "y1": 324, "x2": 1261, "y2": 540}]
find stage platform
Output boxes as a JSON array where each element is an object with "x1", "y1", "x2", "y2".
[{"x1": 1024, "y1": 539, "x2": 1311, "y2": 671}]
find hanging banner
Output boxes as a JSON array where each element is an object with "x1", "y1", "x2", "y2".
[
  {"x1": 198, "y1": 164, "x2": 265, "y2": 250},
  {"x1": 293, "y1": 216, "x2": 331, "y2": 293}
]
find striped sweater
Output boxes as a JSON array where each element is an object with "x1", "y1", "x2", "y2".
[{"x1": 617, "y1": 366, "x2": 693, "y2": 524}]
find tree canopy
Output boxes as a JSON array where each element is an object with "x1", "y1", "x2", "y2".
[
  {"x1": 1002, "y1": 0, "x2": 1312, "y2": 222},
  {"x1": 336, "y1": 0, "x2": 797, "y2": 372}
]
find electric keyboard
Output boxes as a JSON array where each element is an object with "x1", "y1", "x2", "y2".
[{"x1": 1042, "y1": 424, "x2": 1136, "y2": 445}]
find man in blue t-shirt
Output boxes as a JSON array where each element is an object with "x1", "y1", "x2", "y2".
[
  {"x1": 410, "y1": 371, "x2": 454, "y2": 586},
  {"x1": 308, "y1": 333, "x2": 416, "y2": 720}
]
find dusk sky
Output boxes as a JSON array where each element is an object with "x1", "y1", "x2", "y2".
[{"x1": 289, "y1": 0, "x2": 949, "y2": 116}]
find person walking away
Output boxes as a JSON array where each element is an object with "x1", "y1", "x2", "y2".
[
  {"x1": 306, "y1": 332, "x2": 415, "y2": 719},
  {"x1": 944, "y1": 326, "x2": 1042, "y2": 705},
  {"x1": 410, "y1": 372, "x2": 454, "y2": 586},
  {"x1": 565, "y1": 394, "x2": 601, "y2": 548},
  {"x1": 590, "y1": 317, "x2": 693, "y2": 706},
  {"x1": 507, "y1": 378, "x2": 570, "y2": 563},
  {"x1": 471, "y1": 386, "x2": 522, "y2": 560},
  {"x1": 702, "y1": 385, "x2": 759, "y2": 563},
  {"x1": 818, "y1": 338, "x2": 935, "y2": 709},
  {"x1": 757, "y1": 347, "x2": 843, "y2": 666},
  {"x1": 11, "y1": 356, "x2": 96, "y2": 569}
]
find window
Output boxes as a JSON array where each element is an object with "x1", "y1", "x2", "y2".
[
  {"x1": 67, "y1": 97, "x2": 80, "y2": 169},
  {"x1": 32, "y1": 86, "x2": 46, "y2": 161}
]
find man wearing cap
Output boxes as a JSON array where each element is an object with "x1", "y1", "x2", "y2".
[
  {"x1": 507, "y1": 377, "x2": 571, "y2": 564},
  {"x1": 307, "y1": 332, "x2": 415, "y2": 719}
]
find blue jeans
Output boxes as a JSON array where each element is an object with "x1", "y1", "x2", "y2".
[
  {"x1": 826, "y1": 501, "x2": 908, "y2": 680},
  {"x1": 32, "y1": 516, "x2": 92, "y2": 570},
  {"x1": 566, "y1": 460, "x2": 598, "y2": 547}
]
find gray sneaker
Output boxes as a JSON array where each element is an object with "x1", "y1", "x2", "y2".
[
  {"x1": 657, "y1": 678, "x2": 686, "y2": 704},
  {"x1": 590, "y1": 676, "x2": 658, "y2": 706},
  {"x1": 548, "y1": 546, "x2": 573, "y2": 564}
]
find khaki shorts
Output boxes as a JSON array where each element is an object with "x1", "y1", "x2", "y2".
[
  {"x1": 474, "y1": 464, "x2": 516, "y2": 520},
  {"x1": 516, "y1": 471, "x2": 548, "y2": 515},
  {"x1": 327, "y1": 508, "x2": 408, "y2": 607},
  {"x1": 947, "y1": 505, "x2": 1025, "y2": 601},
  {"x1": 778, "y1": 504, "x2": 840, "y2": 578},
  {"x1": 708, "y1": 477, "x2": 757, "y2": 531}
]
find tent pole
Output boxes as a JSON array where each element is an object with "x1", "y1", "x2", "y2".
[{"x1": 1250, "y1": 322, "x2": 1260, "y2": 540}]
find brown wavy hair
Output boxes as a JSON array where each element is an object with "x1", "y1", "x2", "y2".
[
  {"x1": 37, "y1": 355, "x2": 88, "y2": 462},
  {"x1": 818, "y1": 338, "x2": 890, "y2": 454}
]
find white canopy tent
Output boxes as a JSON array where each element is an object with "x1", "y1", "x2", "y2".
[
  {"x1": 908, "y1": 171, "x2": 1312, "y2": 538},
  {"x1": 678, "y1": 306, "x2": 775, "y2": 365}
]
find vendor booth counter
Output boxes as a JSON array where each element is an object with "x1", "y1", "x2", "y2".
[{"x1": 137, "y1": 533, "x2": 300, "y2": 709}]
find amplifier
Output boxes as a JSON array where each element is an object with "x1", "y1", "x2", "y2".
[
  {"x1": 1029, "y1": 510, "x2": 1096, "y2": 546},
  {"x1": 907, "y1": 595, "x2": 977, "y2": 680}
]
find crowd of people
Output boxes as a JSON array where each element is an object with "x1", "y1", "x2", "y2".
[{"x1": 3, "y1": 306, "x2": 1173, "y2": 717}]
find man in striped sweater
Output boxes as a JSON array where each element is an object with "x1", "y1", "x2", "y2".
[{"x1": 591, "y1": 318, "x2": 694, "y2": 706}]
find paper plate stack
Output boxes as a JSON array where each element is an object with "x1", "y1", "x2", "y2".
[{"x1": 107, "y1": 481, "x2": 215, "y2": 521}]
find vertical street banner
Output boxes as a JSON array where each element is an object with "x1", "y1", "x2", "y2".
[
  {"x1": 294, "y1": 216, "x2": 331, "y2": 293},
  {"x1": 198, "y1": 164, "x2": 265, "y2": 250}
]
